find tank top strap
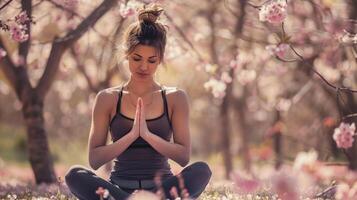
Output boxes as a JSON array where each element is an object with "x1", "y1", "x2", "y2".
[
  {"x1": 115, "y1": 85, "x2": 124, "y2": 114},
  {"x1": 161, "y1": 86, "x2": 172, "y2": 129}
]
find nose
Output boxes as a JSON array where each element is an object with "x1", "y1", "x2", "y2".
[{"x1": 139, "y1": 61, "x2": 149, "y2": 71}]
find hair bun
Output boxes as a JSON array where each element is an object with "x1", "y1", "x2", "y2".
[{"x1": 138, "y1": 4, "x2": 164, "y2": 23}]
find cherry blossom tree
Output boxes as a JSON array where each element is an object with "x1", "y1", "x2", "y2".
[{"x1": 0, "y1": 0, "x2": 119, "y2": 184}]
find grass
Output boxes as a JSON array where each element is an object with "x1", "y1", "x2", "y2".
[{"x1": 0, "y1": 182, "x2": 331, "y2": 200}]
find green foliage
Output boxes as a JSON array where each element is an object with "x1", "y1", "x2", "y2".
[
  {"x1": 0, "y1": 123, "x2": 27, "y2": 164},
  {"x1": 0, "y1": 123, "x2": 87, "y2": 165}
]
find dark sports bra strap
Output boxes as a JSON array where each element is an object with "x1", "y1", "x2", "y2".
[
  {"x1": 115, "y1": 85, "x2": 124, "y2": 114},
  {"x1": 161, "y1": 86, "x2": 172, "y2": 129},
  {"x1": 161, "y1": 87, "x2": 168, "y2": 113}
]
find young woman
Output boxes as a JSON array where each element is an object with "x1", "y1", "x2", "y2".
[{"x1": 65, "y1": 4, "x2": 212, "y2": 200}]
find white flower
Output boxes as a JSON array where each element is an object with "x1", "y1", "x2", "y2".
[
  {"x1": 204, "y1": 63, "x2": 218, "y2": 74},
  {"x1": 293, "y1": 150, "x2": 318, "y2": 171},
  {"x1": 221, "y1": 71, "x2": 232, "y2": 83},
  {"x1": 204, "y1": 78, "x2": 227, "y2": 98}
]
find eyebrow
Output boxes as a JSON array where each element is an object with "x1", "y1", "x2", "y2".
[{"x1": 133, "y1": 53, "x2": 157, "y2": 58}]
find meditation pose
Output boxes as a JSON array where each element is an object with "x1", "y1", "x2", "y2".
[{"x1": 65, "y1": 4, "x2": 212, "y2": 200}]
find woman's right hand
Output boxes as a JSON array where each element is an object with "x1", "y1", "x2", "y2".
[{"x1": 129, "y1": 98, "x2": 141, "y2": 140}]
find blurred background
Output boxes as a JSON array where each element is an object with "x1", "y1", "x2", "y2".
[{"x1": 0, "y1": 0, "x2": 356, "y2": 195}]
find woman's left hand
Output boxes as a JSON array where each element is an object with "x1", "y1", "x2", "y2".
[{"x1": 139, "y1": 98, "x2": 152, "y2": 141}]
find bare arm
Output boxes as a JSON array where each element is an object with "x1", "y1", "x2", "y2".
[
  {"x1": 143, "y1": 89, "x2": 191, "y2": 167},
  {"x1": 88, "y1": 90, "x2": 139, "y2": 170}
]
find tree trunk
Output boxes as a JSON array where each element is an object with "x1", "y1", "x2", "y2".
[
  {"x1": 22, "y1": 90, "x2": 56, "y2": 183},
  {"x1": 0, "y1": 0, "x2": 117, "y2": 183},
  {"x1": 300, "y1": 57, "x2": 357, "y2": 169},
  {"x1": 273, "y1": 110, "x2": 282, "y2": 169},
  {"x1": 220, "y1": 94, "x2": 233, "y2": 179},
  {"x1": 233, "y1": 89, "x2": 251, "y2": 172}
]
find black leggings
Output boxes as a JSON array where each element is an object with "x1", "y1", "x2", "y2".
[{"x1": 65, "y1": 161, "x2": 212, "y2": 200}]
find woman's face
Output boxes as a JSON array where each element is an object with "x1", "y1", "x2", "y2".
[{"x1": 127, "y1": 45, "x2": 160, "y2": 81}]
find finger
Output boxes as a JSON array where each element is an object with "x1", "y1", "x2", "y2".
[
  {"x1": 134, "y1": 98, "x2": 141, "y2": 124},
  {"x1": 135, "y1": 99, "x2": 140, "y2": 117},
  {"x1": 140, "y1": 98, "x2": 145, "y2": 116},
  {"x1": 139, "y1": 98, "x2": 143, "y2": 114},
  {"x1": 139, "y1": 97, "x2": 142, "y2": 121},
  {"x1": 136, "y1": 97, "x2": 141, "y2": 110}
]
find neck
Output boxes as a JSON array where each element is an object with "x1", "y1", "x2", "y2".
[{"x1": 125, "y1": 76, "x2": 160, "y2": 96}]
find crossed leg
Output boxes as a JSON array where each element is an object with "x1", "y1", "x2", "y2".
[
  {"x1": 65, "y1": 161, "x2": 212, "y2": 200},
  {"x1": 65, "y1": 165, "x2": 131, "y2": 200},
  {"x1": 150, "y1": 161, "x2": 212, "y2": 200}
]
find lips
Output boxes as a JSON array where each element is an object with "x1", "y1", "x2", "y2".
[
  {"x1": 136, "y1": 72, "x2": 149, "y2": 77},
  {"x1": 136, "y1": 72, "x2": 149, "y2": 76}
]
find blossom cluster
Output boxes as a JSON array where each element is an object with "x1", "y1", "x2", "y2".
[
  {"x1": 259, "y1": 0, "x2": 288, "y2": 24},
  {"x1": 9, "y1": 11, "x2": 31, "y2": 42},
  {"x1": 333, "y1": 122, "x2": 356, "y2": 149}
]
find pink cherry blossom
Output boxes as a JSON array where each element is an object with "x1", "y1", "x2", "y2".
[
  {"x1": 266, "y1": 43, "x2": 289, "y2": 58},
  {"x1": 119, "y1": 3, "x2": 137, "y2": 18},
  {"x1": 333, "y1": 122, "x2": 356, "y2": 149},
  {"x1": 120, "y1": 7, "x2": 136, "y2": 18},
  {"x1": 259, "y1": 0, "x2": 288, "y2": 24},
  {"x1": 271, "y1": 170, "x2": 299, "y2": 200},
  {"x1": 335, "y1": 182, "x2": 357, "y2": 200},
  {"x1": 9, "y1": 23, "x2": 29, "y2": 43},
  {"x1": 221, "y1": 71, "x2": 232, "y2": 83},
  {"x1": 95, "y1": 186, "x2": 110, "y2": 199},
  {"x1": 15, "y1": 11, "x2": 30, "y2": 24},
  {"x1": 0, "y1": 48, "x2": 7, "y2": 60},
  {"x1": 230, "y1": 171, "x2": 260, "y2": 194}
]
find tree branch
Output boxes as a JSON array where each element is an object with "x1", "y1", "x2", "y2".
[
  {"x1": 47, "y1": 0, "x2": 114, "y2": 44},
  {"x1": 0, "y1": 0, "x2": 14, "y2": 11},
  {"x1": 69, "y1": 46, "x2": 97, "y2": 92},
  {"x1": 164, "y1": 12, "x2": 205, "y2": 63},
  {"x1": 36, "y1": 0, "x2": 117, "y2": 98},
  {"x1": 19, "y1": 0, "x2": 32, "y2": 62}
]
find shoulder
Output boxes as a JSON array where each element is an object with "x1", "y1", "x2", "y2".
[
  {"x1": 163, "y1": 86, "x2": 189, "y2": 107},
  {"x1": 93, "y1": 87, "x2": 120, "y2": 110}
]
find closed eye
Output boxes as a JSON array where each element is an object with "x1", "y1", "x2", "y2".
[{"x1": 132, "y1": 55, "x2": 157, "y2": 63}]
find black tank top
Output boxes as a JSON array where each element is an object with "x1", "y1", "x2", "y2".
[{"x1": 109, "y1": 85, "x2": 174, "y2": 180}]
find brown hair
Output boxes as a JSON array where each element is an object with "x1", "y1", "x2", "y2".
[{"x1": 122, "y1": 4, "x2": 167, "y2": 62}]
